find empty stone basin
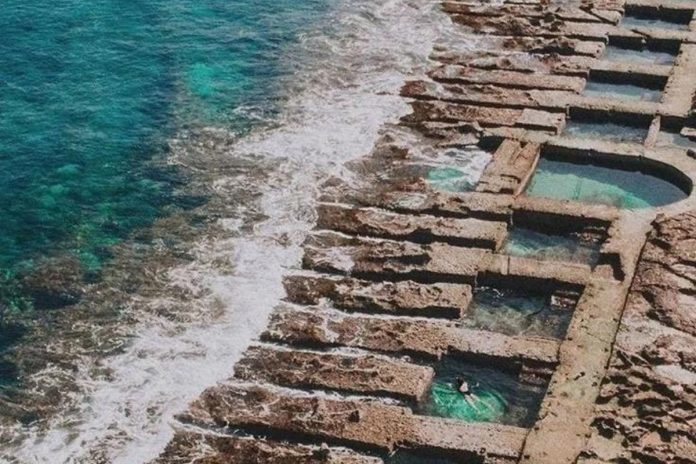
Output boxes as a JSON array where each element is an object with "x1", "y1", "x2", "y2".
[
  {"x1": 420, "y1": 357, "x2": 545, "y2": 427},
  {"x1": 656, "y1": 131, "x2": 696, "y2": 150},
  {"x1": 602, "y1": 45, "x2": 676, "y2": 66},
  {"x1": 621, "y1": 15, "x2": 690, "y2": 31},
  {"x1": 464, "y1": 286, "x2": 575, "y2": 339},
  {"x1": 503, "y1": 227, "x2": 601, "y2": 265},
  {"x1": 526, "y1": 158, "x2": 688, "y2": 209},
  {"x1": 562, "y1": 119, "x2": 648, "y2": 144},
  {"x1": 583, "y1": 80, "x2": 662, "y2": 102}
]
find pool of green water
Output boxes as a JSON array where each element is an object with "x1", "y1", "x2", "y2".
[
  {"x1": 463, "y1": 286, "x2": 573, "y2": 339},
  {"x1": 420, "y1": 357, "x2": 545, "y2": 427},
  {"x1": 504, "y1": 227, "x2": 601, "y2": 265},
  {"x1": 602, "y1": 45, "x2": 675, "y2": 66},
  {"x1": 583, "y1": 80, "x2": 663, "y2": 102},
  {"x1": 418, "y1": 146, "x2": 492, "y2": 193},
  {"x1": 526, "y1": 158, "x2": 688, "y2": 208},
  {"x1": 563, "y1": 120, "x2": 648, "y2": 144}
]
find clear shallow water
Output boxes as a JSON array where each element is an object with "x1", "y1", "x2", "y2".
[
  {"x1": 583, "y1": 81, "x2": 663, "y2": 102},
  {"x1": 421, "y1": 357, "x2": 545, "y2": 427},
  {"x1": 563, "y1": 120, "x2": 648, "y2": 144},
  {"x1": 463, "y1": 286, "x2": 574, "y2": 338},
  {"x1": 504, "y1": 227, "x2": 601, "y2": 265},
  {"x1": 602, "y1": 45, "x2": 675, "y2": 66},
  {"x1": 526, "y1": 158, "x2": 688, "y2": 208},
  {"x1": 1, "y1": 0, "x2": 458, "y2": 462},
  {"x1": 0, "y1": 0, "x2": 330, "y2": 317}
]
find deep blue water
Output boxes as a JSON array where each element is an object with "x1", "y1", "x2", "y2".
[{"x1": 0, "y1": 0, "x2": 329, "y2": 371}]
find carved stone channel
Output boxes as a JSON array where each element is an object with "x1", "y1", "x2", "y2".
[{"x1": 154, "y1": 0, "x2": 696, "y2": 463}]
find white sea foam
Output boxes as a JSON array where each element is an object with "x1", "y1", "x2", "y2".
[{"x1": 4, "y1": 1, "x2": 479, "y2": 462}]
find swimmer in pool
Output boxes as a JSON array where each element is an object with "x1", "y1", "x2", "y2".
[{"x1": 456, "y1": 377, "x2": 479, "y2": 396}]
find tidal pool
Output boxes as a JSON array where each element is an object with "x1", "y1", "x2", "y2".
[
  {"x1": 504, "y1": 227, "x2": 601, "y2": 265},
  {"x1": 464, "y1": 286, "x2": 574, "y2": 339},
  {"x1": 602, "y1": 45, "x2": 676, "y2": 66},
  {"x1": 621, "y1": 15, "x2": 690, "y2": 31},
  {"x1": 563, "y1": 119, "x2": 648, "y2": 144},
  {"x1": 583, "y1": 80, "x2": 663, "y2": 102},
  {"x1": 420, "y1": 357, "x2": 545, "y2": 427},
  {"x1": 526, "y1": 158, "x2": 688, "y2": 208},
  {"x1": 656, "y1": 131, "x2": 696, "y2": 150}
]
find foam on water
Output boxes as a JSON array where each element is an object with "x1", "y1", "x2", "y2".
[{"x1": 3, "y1": 1, "x2": 468, "y2": 462}]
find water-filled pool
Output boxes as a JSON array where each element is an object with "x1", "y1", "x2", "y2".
[
  {"x1": 420, "y1": 357, "x2": 545, "y2": 427},
  {"x1": 621, "y1": 15, "x2": 690, "y2": 31},
  {"x1": 504, "y1": 227, "x2": 601, "y2": 265},
  {"x1": 464, "y1": 286, "x2": 574, "y2": 339},
  {"x1": 583, "y1": 81, "x2": 662, "y2": 102},
  {"x1": 656, "y1": 131, "x2": 696, "y2": 150},
  {"x1": 526, "y1": 158, "x2": 688, "y2": 208},
  {"x1": 602, "y1": 45, "x2": 675, "y2": 66},
  {"x1": 563, "y1": 120, "x2": 648, "y2": 144}
]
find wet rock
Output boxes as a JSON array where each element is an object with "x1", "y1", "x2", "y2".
[{"x1": 234, "y1": 345, "x2": 434, "y2": 402}]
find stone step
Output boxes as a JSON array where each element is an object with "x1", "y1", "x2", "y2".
[
  {"x1": 441, "y1": 2, "x2": 606, "y2": 23},
  {"x1": 430, "y1": 66, "x2": 586, "y2": 92},
  {"x1": 263, "y1": 305, "x2": 560, "y2": 364},
  {"x1": 234, "y1": 345, "x2": 434, "y2": 402},
  {"x1": 154, "y1": 431, "x2": 384, "y2": 464},
  {"x1": 302, "y1": 231, "x2": 489, "y2": 284},
  {"x1": 178, "y1": 384, "x2": 528, "y2": 461},
  {"x1": 401, "y1": 80, "x2": 573, "y2": 111},
  {"x1": 316, "y1": 203, "x2": 507, "y2": 249},
  {"x1": 430, "y1": 51, "x2": 596, "y2": 76},
  {"x1": 405, "y1": 100, "x2": 565, "y2": 133},
  {"x1": 284, "y1": 273, "x2": 472, "y2": 319}
]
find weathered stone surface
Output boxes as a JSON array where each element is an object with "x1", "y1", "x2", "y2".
[
  {"x1": 284, "y1": 273, "x2": 472, "y2": 318},
  {"x1": 316, "y1": 203, "x2": 507, "y2": 249},
  {"x1": 178, "y1": 384, "x2": 528, "y2": 460},
  {"x1": 580, "y1": 212, "x2": 696, "y2": 464},
  {"x1": 476, "y1": 139, "x2": 541, "y2": 194},
  {"x1": 263, "y1": 305, "x2": 560, "y2": 364},
  {"x1": 430, "y1": 65, "x2": 586, "y2": 92},
  {"x1": 401, "y1": 80, "x2": 573, "y2": 111},
  {"x1": 234, "y1": 346, "x2": 434, "y2": 402},
  {"x1": 303, "y1": 232, "x2": 490, "y2": 284},
  {"x1": 154, "y1": 431, "x2": 383, "y2": 464}
]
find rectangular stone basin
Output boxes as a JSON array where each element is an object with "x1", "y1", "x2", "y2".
[
  {"x1": 656, "y1": 131, "x2": 696, "y2": 150},
  {"x1": 602, "y1": 44, "x2": 676, "y2": 66},
  {"x1": 621, "y1": 15, "x2": 691, "y2": 31},
  {"x1": 463, "y1": 285, "x2": 575, "y2": 339},
  {"x1": 526, "y1": 157, "x2": 688, "y2": 208},
  {"x1": 583, "y1": 80, "x2": 663, "y2": 102},
  {"x1": 503, "y1": 226, "x2": 602, "y2": 265},
  {"x1": 421, "y1": 146, "x2": 493, "y2": 193},
  {"x1": 562, "y1": 119, "x2": 648, "y2": 144},
  {"x1": 418, "y1": 357, "x2": 546, "y2": 428}
]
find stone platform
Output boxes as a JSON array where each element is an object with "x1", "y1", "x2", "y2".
[{"x1": 154, "y1": 0, "x2": 696, "y2": 462}]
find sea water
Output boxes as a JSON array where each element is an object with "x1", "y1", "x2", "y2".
[{"x1": 0, "y1": 0, "x2": 459, "y2": 462}]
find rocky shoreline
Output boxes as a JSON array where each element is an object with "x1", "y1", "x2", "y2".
[{"x1": 154, "y1": 0, "x2": 696, "y2": 462}]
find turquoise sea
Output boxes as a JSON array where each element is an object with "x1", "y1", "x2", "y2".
[{"x1": 0, "y1": 0, "x2": 328, "y2": 382}]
